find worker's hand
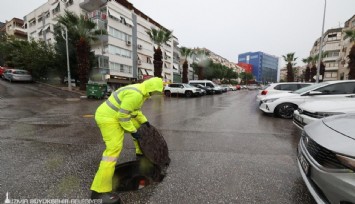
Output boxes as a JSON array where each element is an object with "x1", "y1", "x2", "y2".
[
  {"x1": 143, "y1": 121, "x2": 151, "y2": 128},
  {"x1": 131, "y1": 132, "x2": 141, "y2": 140}
]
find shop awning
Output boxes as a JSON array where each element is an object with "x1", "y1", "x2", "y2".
[{"x1": 124, "y1": 18, "x2": 133, "y2": 26}]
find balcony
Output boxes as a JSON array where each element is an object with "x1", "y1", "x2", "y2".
[{"x1": 80, "y1": 0, "x2": 107, "y2": 12}]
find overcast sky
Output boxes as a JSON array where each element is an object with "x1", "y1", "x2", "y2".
[{"x1": 1, "y1": 0, "x2": 354, "y2": 67}]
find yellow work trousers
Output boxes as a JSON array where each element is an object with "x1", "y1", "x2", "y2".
[{"x1": 90, "y1": 106, "x2": 142, "y2": 193}]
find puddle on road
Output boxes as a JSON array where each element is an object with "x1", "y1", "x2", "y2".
[{"x1": 112, "y1": 157, "x2": 167, "y2": 192}]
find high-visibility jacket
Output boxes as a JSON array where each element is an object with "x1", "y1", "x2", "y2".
[{"x1": 97, "y1": 77, "x2": 163, "y2": 133}]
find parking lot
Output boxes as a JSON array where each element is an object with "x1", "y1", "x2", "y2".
[{"x1": 0, "y1": 80, "x2": 314, "y2": 203}]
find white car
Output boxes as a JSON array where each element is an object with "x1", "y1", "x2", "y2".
[
  {"x1": 293, "y1": 99, "x2": 355, "y2": 129},
  {"x1": 164, "y1": 83, "x2": 203, "y2": 97},
  {"x1": 297, "y1": 113, "x2": 355, "y2": 203},
  {"x1": 257, "y1": 82, "x2": 312, "y2": 102},
  {"x1": 259, "y1": 80, "x2": 355, "y2": 119}
]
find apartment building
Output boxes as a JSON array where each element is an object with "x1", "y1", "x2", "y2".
[
  {"x1": 0, "y1": 18, "x2": 27, "y2": 40},
  {"x1": 338, "y1": 15, "x2": 355, "y2": 80},
  {"x1": 310, "y1": 28, "x2": 342, "y2": 81},
  {"x1": 24, "y1": 0, "x2": 77, "y2": 44},
  {"x1": 24, "y1": 0, "x2": 179, "y2": 88}
]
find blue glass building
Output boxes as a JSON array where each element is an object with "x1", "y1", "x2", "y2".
[{"x1": 238, "y1": 52, "x2": 279, "y2": 83}]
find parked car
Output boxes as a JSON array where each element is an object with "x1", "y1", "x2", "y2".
[
  {"x1": 0, "y1": 66, "x2": 10, "y2": 78},
  {"x1": 219, "y1": 85, "x2": 228, "y2": 93},
  {"x1": 297, "y1": 113, "x2": 355, "y2": 203},
  {"x1": 236, "y1": 85, "x2": 241, "y2": 90},
  {"x1": 191, "y1": 84, "x2": 214, "y2": 95},
  {"x1": 247, "y1": 84, "x2": 260, "y2": 90},
  {"x1": 189, "y1": 80, "x2": 223, "y2": 94},
  {"x1": 164, "y1": 83, "x2": 203, "y2": 97},
  {"x1": 2, "y1": 69, "x2": 33, "y2": 82},
  {"x1": 293, "y1": 99, "x2": 355, "y2": 129},
  {"x1": 257, "y1": 82, "x2": 312, "y2": 102},
  {"x1": 221, "y1": 84, "x2": 236, "y2": 91},
  {"x1": 259, "y1": 80, "x2": 355, "y2": 119}
]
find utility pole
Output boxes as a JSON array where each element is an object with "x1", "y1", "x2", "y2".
[
  {"x1": 316, "y1": 0, "x2": 326, "y2": 83},
  {"x1": 62, "y1": 25, "x2": 72, "y2": 91}
]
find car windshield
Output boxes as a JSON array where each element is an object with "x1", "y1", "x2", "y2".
[
  {"x1": 293, "y1": 82, "x2": 329, "y2": 94},
  {"x1": 184, "y1": 84, "x2": 194, "y2": 88},
  {"x1": 14, "y1": 70, "x2": 29, "y2": 74}
]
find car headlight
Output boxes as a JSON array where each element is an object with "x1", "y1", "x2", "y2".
[
  {"x1": 314, "y1": 112, "x2": 344, "y2": 118},
  {"x1": 336, "y1": 154, "x2": 355, "y2": 171},
  {"x1": 262, "y1": 98, "x2": 279, "y2": 103}
]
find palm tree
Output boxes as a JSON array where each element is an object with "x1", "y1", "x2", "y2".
[
  {"x1": 192, "y1": 48, "x2": 210, "y2": 80},
  {"x1": 282, "y1": 53, "x2": 297, "y2": 82},
  {"x1": 180, "y1": 47, "x2": 192, "y2": 83},
  {"x1": 344, "y1": 30, "x2": 355, "y2": 79},
  {"x1": 146, "y1": 28, "x2": 173, "y2": 78},
  {"x1": 57, "y1": 10, "x2": 104, "y2": 90},
  {"x1": 302, "y1": 56, "x2": 312, "y2": 82}
]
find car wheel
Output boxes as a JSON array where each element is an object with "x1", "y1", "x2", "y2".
[
  {"x1": 275, "y1": 103, "x2": 297, "y2": 119},
  {"x1": 185, "y1": 91, "x2": 193, "y2": 97},
  {"x1": 164, "y1": 90, "x2": 171, "y2": 97}
]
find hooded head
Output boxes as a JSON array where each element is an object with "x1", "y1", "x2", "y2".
[{"x1": 141, "y1": 77, "x2": 164, "y2": 96}]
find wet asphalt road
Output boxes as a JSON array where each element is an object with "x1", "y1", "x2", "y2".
[{"x1": 0, "y1": 79, "x2": 315, "y2": 204}]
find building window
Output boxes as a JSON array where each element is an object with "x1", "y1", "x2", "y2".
[
  {"x1": 108, "y1": 26, "x2": 131, "y2": 42},
  {"x1": 109, "y1": 62, "x2": 132, "y2": 74},
  {"x1": 108, "y1": 45, "x2": 132, "y2": 58}
]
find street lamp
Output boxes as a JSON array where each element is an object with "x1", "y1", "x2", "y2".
[
  {"x1": 316, "y1": 0, "x2": 326, "y2": 83},
  {"x1": 61, "y1": 25, "x2": 72, "y2": 91}
]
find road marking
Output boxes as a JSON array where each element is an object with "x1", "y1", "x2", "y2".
[{"x1": 82, "y1": 115, "x2": 94, "y2": 118}]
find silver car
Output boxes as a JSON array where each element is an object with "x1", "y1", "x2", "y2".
[
  {"x1": 3, "y1": 69, "x2": 33, "y2": 82},
  {"x1": 297, "y1": 113, "x2": 355, "y2": 203}
]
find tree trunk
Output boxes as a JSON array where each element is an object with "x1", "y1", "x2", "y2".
[
  {"x1": 76, "y1": 38, "x2": 90, "y2": 90},
  {"x1": 348, "y1": 45, "x2": 355, "y2": 80},
  {"x1": 197, "y1": 65, "x2": 204, "y2": 80},
  {"x1": 305, "y1": 66, "x2": 310, "y2": 82},
  {"x1": 310, "y1": 65, "x2": 317, "y2": 82},
  {"x1": 286, "y1": 63, "x2": 294, "y2": 82},
  {"x1": 320, "y1": 62, "x2": 325, "y2": 82},
  {"x1": 153, "y1": 47, "x2": 163, "y2": 78},
  {"x1": 182, "y1": 61, "x2": 188, "y2": 83}
]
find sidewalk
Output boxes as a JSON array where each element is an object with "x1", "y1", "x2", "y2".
[{"x1": 35, "y1": 81, "x2": 86, "y2": 97}]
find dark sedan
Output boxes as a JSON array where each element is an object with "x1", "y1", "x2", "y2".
[{"x1": 191, "y1": 84, "x2": 214, "y2": 95}]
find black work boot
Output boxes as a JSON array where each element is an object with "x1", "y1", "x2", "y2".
[{"x1": 90, "y1": 191, "x2": 121, "y2": 204}]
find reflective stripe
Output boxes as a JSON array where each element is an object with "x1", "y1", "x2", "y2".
[
  {"x1": 105, "y1": 100, "x2": 119, "y2": 112},
  {"x1": 119, "y1": 108, "x2": 131, "y2": 114},
  {"x1": 119, "y1": 117, "x2": 131, "y2": 122},
  {"x1": 106, "y1": 87, "x2": 144, "y2": 112},
  {"x1": 131, "y1": 115, "x2": 137, "y2": 118},
  {"x1": 134, "y1": 108, "x2": 141, "y2": 111},
  {"x1": 102, "y1": 156, "x2": 118, "y2": 162}
]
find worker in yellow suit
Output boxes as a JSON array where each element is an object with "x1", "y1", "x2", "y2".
[{"x1": 90, "y1": 77, "x2": 163, "y2": 202}]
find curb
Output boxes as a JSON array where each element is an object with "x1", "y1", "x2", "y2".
[{"x1": 35, "y1": 81, "x2": 86, "y2": 97}]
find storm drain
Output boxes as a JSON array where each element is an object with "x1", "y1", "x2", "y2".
[
  {"x1": 113, "y1": 157, "x2": 166, "y2": 192},
  {"x1": 112, "y1": 124, "x2": 170, "y2": 192}
]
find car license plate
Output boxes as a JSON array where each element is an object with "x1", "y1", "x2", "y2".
[{"x1": 298, "y1": 152, "x2": 310, "y2": 176}]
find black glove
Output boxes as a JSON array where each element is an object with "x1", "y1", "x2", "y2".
[
  {"x1": 143, "y1": 121, "x2": 151, "y2": 128},
  {"x1": 131, "y1": 132, "x2": 141, "y2": 140}
]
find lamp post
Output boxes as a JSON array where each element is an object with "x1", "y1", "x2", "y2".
[
  {"x1": 62, "y1": 25, "x2": 72, "y2": 91},
  {"x1": 316, "y1": 0, "x2": 326, "y2": 83}
]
